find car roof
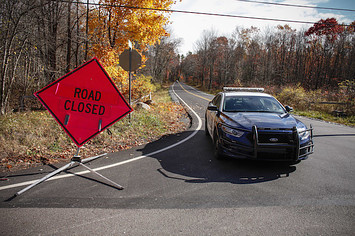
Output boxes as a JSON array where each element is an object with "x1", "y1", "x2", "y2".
[{"x1": 223, "y1": 92, "x2": 274, "y2": 97}]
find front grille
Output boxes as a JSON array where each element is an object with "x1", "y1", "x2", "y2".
[
  {"x1": 221, "y1": 124, "x2": 313, "y2": 161},
  {"x1": 258, "y1": 132, "x2": 293, "y2": 144}
]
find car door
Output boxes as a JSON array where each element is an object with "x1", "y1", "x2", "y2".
[{"x1": 207, "y1": 94, "x2": 222, "y2": 137}]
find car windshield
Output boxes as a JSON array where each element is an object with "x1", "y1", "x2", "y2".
[{"x1": 223, "y1": 96, "x2": 285, "y2": 113}]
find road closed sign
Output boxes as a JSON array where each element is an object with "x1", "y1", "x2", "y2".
[{"x1": 35, "y1": 57, "x2": 132, "y2": 147}]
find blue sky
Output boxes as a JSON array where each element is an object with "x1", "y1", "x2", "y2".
[{"x1": 169, "y1": 0, "x2": 355, "y2": 55}]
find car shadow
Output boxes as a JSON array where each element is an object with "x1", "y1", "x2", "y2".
[{"x1": 138, "y1": 130, "x2": 296, "y2": 185}]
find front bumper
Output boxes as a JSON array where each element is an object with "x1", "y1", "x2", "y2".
[{"x1": 219, "y1": 125, "x2": 314, "y2": 161}]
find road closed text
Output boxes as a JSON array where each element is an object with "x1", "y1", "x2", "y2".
[{"x1": 64, "y1": 88, "x2": 106, "y2": 115}]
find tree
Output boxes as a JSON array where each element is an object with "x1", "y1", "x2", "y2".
[
  {"x1": 0, "y1": 0, "x2": 179, "y2": 114},
  {"x1": 305, "y1": 18, "x2": 344, "y2": 43},
  {"x1": 194, "y1": 29, "x2": 217, "y2": 87},
  {"x1": 305, "y1": 18, "x2": 348, "y2": 89},
  {"x1": 180, "y1": 53, "x2": 199, "y2": 83},
  {"x1": 0, "y1": 0, "x2": 89, "y2": 114},
  {"x1": 87, "y1": 0, "x2": 175, "y2": 95},
  {"x1": 144, "y1": 32, "x2": 181, "y2": 84},
  {"x1": 238, "y1": 26, "x2": 261, "y2": 85},
  {"x1": 213, "y1": 36, "x2": 230, "y2": 87},
  {"x1": 0, "y1": 0, "x2": 36, "y2": 114},
  {"x1": 181, "y1": 19, "x2": 354, "y2": 91}
]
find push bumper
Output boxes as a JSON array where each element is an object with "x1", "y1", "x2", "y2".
[{"x1": 220, "y1": 125, "x2": 314, "y2": 161}]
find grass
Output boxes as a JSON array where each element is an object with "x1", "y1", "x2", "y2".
[
  {"x1": 0, "y1": 87, "x2": 189, "y2": 172},
  {"x1": 293, "y1": 110, "x2": 355, "y2": 127},
  {"x1": 274, "y1": 85, "x2": 354, "y2": 127}
]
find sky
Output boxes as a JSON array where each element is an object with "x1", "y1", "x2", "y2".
[{"x1": 168, "y1": 0, "x2": 355, "y2": 55}]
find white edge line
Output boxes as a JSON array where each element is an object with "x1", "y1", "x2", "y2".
[{"x1": 0, "y1": 82, "x2": 202, "y2": 191}]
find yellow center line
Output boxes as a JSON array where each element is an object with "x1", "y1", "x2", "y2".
[{"x1": 177, "y1": 81, "x2": 211, "y2": 102}]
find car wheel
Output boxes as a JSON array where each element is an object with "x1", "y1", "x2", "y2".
[{"x1": 205, "y1": 117, "x2": 209, "y2": 136}]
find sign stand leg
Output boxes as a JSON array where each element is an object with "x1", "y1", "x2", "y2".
[
  {"x1": 15, "y1": 147, "x2": 123, "y2": 197},
  {"x1": 79, "y1": 162, "x2": 123, "y2": 190},
  {"x1": 128, "y1": 47, "x2": 132, "y2": 123}
]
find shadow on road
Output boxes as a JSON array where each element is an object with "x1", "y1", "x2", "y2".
[{"x1": 139, "y1": 130, "x2": 296, "y2": 185}]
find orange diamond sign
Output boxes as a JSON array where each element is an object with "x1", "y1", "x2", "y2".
[{"x1": 35, "y1": 58, "x2": 132, "y2": 147}]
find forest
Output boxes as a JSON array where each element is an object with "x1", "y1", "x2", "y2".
[
  {"x1": 1, "y1": 0, "x2": 354, "y2": 116},
  {"x1": 0, "y1": 0, "x2": 174, "y2": 115},
  {"x1": 180, "y1": 20, "x2": 355, "y2": 91}
]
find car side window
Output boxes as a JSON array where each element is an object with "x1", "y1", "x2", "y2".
[{"x1": 212, "y1": 94, "x2": 222, "y2": 109}]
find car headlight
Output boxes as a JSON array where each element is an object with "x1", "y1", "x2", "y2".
[
  {"x1": 297, "y1": 127, "x2": 310, "y2": 141},
  {"x1": 221, "y1": 125, "x2": 244, "y2": 138}
]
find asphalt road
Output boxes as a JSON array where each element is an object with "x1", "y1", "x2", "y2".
[{"x1": 0, "y1": 82, "x2": 354, "y2": 235}]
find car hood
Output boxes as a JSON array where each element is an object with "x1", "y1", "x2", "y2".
[{"x1": 223, "y1": 112, "x2": 298, "y2": 129}]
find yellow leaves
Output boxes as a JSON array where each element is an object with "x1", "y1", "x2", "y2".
[
  {"x1": 86, "y1": 0, "x2": 176, "y2": 99},
  {"x1": 89, "y1": 0, "x2": 174, "y2": 52}
]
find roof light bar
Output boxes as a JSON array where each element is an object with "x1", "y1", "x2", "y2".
[{"x1": 223, "y1": 87, "x2": 265, "y2": 92}]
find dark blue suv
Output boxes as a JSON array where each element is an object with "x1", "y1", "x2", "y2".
[{"x1": 205, "y1": 88, "x2": 314, "y2": 164}]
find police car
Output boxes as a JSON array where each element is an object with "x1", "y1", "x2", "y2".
[{"x1": 205, "y1": 87, "x2": 314, "y2": 164}]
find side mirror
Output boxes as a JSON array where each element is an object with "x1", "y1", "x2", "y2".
[
  {"x1": 285, "y1": 106, "x2": 294, "y2": 112},
  {"x1": 207, "y1": 104, "x2": 218, "y2": 111}
]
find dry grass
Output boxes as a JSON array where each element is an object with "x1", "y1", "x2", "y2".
[
  {"x1": 275, "y1": 85, "x2": 354, "y2": 126},
  {"x1": 0, "y1": 88, "x2": 189, "y2": 172}
]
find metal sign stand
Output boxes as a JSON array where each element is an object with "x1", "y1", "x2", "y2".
[
  {"x1": 119, "y1": 40, "x2": 142, "y2": 123},
  {"x1": 15, "y1": 147, "x2": 123, "y2": 197},
  {"x1": 128, "y1": 43, "x2": 132, "y2": 122}
]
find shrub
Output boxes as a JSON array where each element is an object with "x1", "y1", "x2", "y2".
[
  {"x1": 339, "y1": 79, "x2": 355, "y2": 115},
  {"x1": 131, "y1": 75, "x2": 156, "y2": 100},
  {"x1": 276, "y1": 85, "x2": 311, "y2": 110},
  {"x1": 277, "y1": 83, "x2": 354, "y2": 116}
]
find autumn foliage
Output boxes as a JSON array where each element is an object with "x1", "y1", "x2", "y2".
[
  {"x1": 181, "y1": 18, "x2": 355, "y2": 92},
  {"x1": 305, "y1": 18, "x2": 345, "y2": 42},
  {"x1": 0, "y1": 0, "x2": 178, "y2": 114},
  {"x1": 88, "y1": 0, "x2": 175, "y2": 97}
]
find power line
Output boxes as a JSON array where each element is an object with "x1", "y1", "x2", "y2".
[
  {"x1": 59, "y1": 0, "x2": 352, "y2": 27},
  {"x1": 236, "y1": 0, "x2": 355, "y2": 12}
]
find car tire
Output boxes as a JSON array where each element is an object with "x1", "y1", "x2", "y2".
[{"x1": 205, "y1": 117, "x2": 209, "y2": 136}]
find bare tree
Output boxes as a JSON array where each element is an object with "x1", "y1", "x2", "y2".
[
  {"x1": 144, "y1": 32, "x2": 181, "y2": 83},
  {"x1": 0, "y1": 0, "x2": 88, "y2": 114},
  {"x1": 0, "y1": 0, "x2": 35, "y2": 114},
  {"x1": 194, "y1": 29, "x2": 217, "y2": 86}
]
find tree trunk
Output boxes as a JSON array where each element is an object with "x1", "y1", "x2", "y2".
[{"x1": 66, "y1": 0, "x2": 72, "y2": 73}]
